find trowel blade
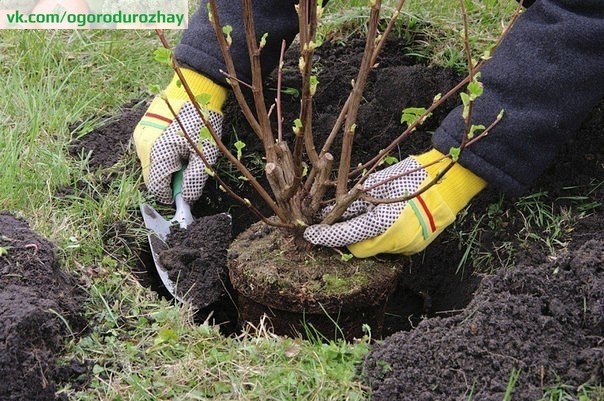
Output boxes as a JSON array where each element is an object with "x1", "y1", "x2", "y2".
[
  {"x1": 141, "y1": 203, "x2": 185, "y2": 303},
  {"x1": 147, "y1": 232, "x2": 184, "y2": 302},
  {"x1": 140, "y1": 203, "x2": 172, "y2": 241}
]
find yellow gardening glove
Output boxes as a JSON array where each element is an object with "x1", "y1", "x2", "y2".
[
  {"x1": 133, "y1": 68, "x2": 227, "y2": 203},
  {"x1": 303, "y1": 149, "x2": 486, "y2": 257}
]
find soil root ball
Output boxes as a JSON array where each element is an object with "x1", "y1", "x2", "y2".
[{"x1": 228, "y1": 221, "x2": 404, "y2": 341}]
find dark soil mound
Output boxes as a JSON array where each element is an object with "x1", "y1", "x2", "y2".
[
  {"x1": 0, "y1": 213, "x2": 88, "y2": 401},
  {"x1": 363, "y1": 213, "x2": 603, "y2": 400},
  {"x1": 68, "y1": 99, "x2": 147, "y2": 170}
]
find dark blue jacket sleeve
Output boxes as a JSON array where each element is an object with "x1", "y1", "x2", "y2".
[
  {"x1": 432, "y1": 0, "x2": 604, "y2": 195},
  {"x1": 174, "y1": 0, "x2": 299, "y2": 86}
]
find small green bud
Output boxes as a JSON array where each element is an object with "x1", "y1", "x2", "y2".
[
  {"x1": 309, "y1": 75, "x2": 319, "y2": 96},
  {"x1": 449, "y1": 147, "x2": 461, "y2": 162},
  {"x1": 341, "y1": 253, "x2": 354, "y2": 262},
  {"x1": 259, "y1": 32, "x2": 268, "y2": 48},
  {"x1": 293, "y1": 118, "x2": 303, "y2": 135}
]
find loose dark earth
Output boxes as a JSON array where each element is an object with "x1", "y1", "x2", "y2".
[{"x1": 1, "y1": 33, "x2": 602, "y2": 400}]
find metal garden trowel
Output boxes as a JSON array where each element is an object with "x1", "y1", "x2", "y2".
[{"x1": 140, "y1": 168, "x2": 193, "y2": 302}]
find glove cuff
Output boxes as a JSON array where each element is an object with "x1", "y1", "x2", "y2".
[
  {"x1": 414, "y1": 148, "x2": 486, "y2": 214},
  {"x1": 164, "y1": 68, "x2": 228, "y2": 112}
]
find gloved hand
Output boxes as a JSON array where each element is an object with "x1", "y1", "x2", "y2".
[
  {"x1": 303, "y1": 149, "x2": 486, "y2": 258},
  {"x1": 133, "y1": 68, "x2": 227, "y2": 204}
]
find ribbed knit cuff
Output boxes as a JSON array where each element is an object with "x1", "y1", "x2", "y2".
[
  {"x1": 414, "y1": 149, "x2": 487, "y2": 214},
  {"x1": 164, "y1": 68, "x2": 227, "y2": 112}
]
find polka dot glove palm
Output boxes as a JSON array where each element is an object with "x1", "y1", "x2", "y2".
[
  {"x1": 304, "y1": 149, "x2": 486, "y2": 258},
  {"x1": 133, "y1": 69, "x2": 227, "y2": 204}
]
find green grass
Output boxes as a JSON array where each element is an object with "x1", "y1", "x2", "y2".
[
  {"x1": 1, "y1": 2, "x2": 601, "y2": 400},
  {"x1": 322, "y1": 0, "x2": 519, "y2": 71},
  {"x1": 452, "y1": 184, "x2": 602, "y2": 277}
]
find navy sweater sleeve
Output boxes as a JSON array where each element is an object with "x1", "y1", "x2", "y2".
[
  {"x1": 174, "y1": 0, "x2": 299, "y2": 86},
  {"x1": 432, "y1": 0, "x2": 604, "y2": 195}
]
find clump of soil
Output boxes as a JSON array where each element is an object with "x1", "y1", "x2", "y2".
[
  {"x1": 0, "y1": 213, "x2": 88, "y2": 401},
  {"x1": 229, "y1": 220, "x2": 403, "y2": 339},
  {"x1": 68, "y1": 99, "x2": 147, "y2": 170},
  {"x1": 159, "y1": 213, "x2": 232, "y2": 310},
  {"x1": 363, "y1": 213, "x2": 603, "y2": 400}
]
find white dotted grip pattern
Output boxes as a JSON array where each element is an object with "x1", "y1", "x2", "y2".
[
  {"x1": 148, "y1": 102, "x2": 223, "y2": 204},
  {"x1": 304, "y1": 157, "x2": 427, "y2": 247}
]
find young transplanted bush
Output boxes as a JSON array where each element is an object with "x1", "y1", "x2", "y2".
[{"x1": 153, "y1": 0, "x2": 520, "y2": 244}]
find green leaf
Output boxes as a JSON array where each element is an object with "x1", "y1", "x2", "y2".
[
  {"x1": 449, "y1": 146, "x2": 461, "y2": 162},
  {"x1": 468, "y1": 124, "x2": 485, "y2": 139},
  {"x1": 460, "y1": 92, "x2": 470, "y2": 107},
  {"x1": 400, "y1": 107, "x2": 430, "y2": 127},
  {"x1": 234, "y1": 139, "x2": 246, "y2": 160},
  {"x1": 196, "y1": 93, "x2": 212, "y2": 107},
  {"x1": 198, "y1": 126, "x2": 215, "y2": 146},
  {"x1": 281, "y1": 87, "x2": 300, "y2": 97},
  {"x1": 153, "y1": 47, "x2": 171, "y2": 65},
  {"x1": 157, "y1": 328, "x2": 179, "y2": 344},
  {"x1": 92, "y1": 364, "x2": 105, "y2": 375},
  {"x1": 467, "y1": 80, "x2": 483, "y2": 101},
  {"x1": 382, "y1": 155, "x2": 398, "y2": 165},
  {"x1": 148, "y1": 84, "x2": 162, "y2": 94},
  {"x1": 341, "y1": 253, "x2": 354, "y2": 262},
  {"x1": 460, "y1": 92, "x2": 470, "y2": 119}
]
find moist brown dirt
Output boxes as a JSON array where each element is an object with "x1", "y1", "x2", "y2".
[
  {"x1": 0, "y1": 213, "x2": 88, "y2": 401},
  {"x1": 160, "y1": 213, "x2": 233, "y2": 308},
  {"x1": 364, "y1": 229, "x2": 603, "y2": 401},
  {"x1": 3, "y1": 31, "x2": 602, "y2": 400}
]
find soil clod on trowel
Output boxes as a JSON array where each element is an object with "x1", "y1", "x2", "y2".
[{"x1": 158, "y1": 213, "x2": 232, "y2": 311}]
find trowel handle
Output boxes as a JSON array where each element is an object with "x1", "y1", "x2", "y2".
[{"x1": 172, "y1": 167, "x2": 194, "y2": 228}]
